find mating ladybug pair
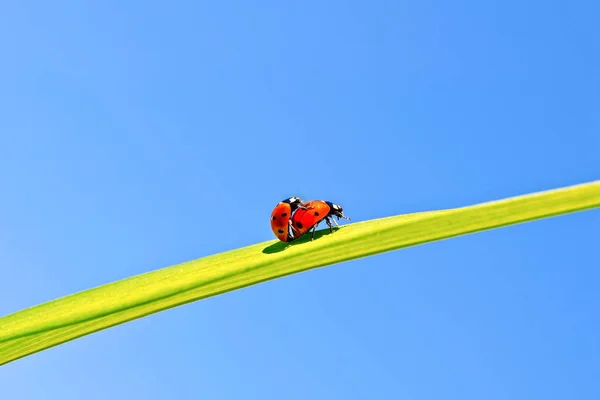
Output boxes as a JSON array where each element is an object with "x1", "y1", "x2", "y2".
[{"x1": 270, "y1": 197, "x2": 350, "y2": 242}]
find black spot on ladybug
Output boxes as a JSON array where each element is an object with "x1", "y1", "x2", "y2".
[
  {"x1": 278, "y1": 229, "x2": 284, "y2": 234},
  {"x1": 272, "y1": 216, "x2": 276, "y2": 220},
  {"x1": 296, "y1": 222, "x2": 303, "y2": 229},
  {"x1": 314, "y1": 211, "x2": 319, "y2": 216},
  {"x1": 281, "y1": 213, "x2": 287, "y2": 217}
]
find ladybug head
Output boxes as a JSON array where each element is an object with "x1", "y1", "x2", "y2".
[{"x1": 325, "y1": 201, "x2": 350, "y2": 220}]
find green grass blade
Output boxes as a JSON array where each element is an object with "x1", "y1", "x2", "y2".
[{"x1": 1, "y1": 180, "x2": 599, "y2": 365}]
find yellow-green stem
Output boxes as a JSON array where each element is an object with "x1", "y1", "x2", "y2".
[{"x1": 1, "y1": 180, "x2": 599, "y2": 366}]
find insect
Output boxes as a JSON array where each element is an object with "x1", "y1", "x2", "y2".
[
  {"x1": 270, "y1": 196, "x2": 306, "y2": 242},
  {"x1": 290, "y1": 200, "x2": 350, "y2": 241}
]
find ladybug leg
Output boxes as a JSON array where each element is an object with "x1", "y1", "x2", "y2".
[
  {"x1": 300, "y1": 201, "x2": 315, "y2": 211},
  {"x1": 310, "y1": 223, "x2": 320, "y2": 240},
  {"x1": 288, "y1": 220, "x2": 303, "y2": 241},
  {"x1": 330, "y1": 217, "x2": 340, "y2": 228},
  {"x1": 325, "y1": 217, "x2": 334, "y2": 233},
  {"x1": 289, "y1": 219, "x2": 300, "y2": 234}
]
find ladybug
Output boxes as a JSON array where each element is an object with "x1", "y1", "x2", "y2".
[
  {"x1": 290, "y1": 200, "x2": 350, "y2": 241},
  {"x1": 270, "y1": 196, "x2": 306, "y2": 242}
]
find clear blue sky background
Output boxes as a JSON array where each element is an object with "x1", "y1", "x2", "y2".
[{"x1": 1, "y1": 1, "x2": 599, "y2": 399}]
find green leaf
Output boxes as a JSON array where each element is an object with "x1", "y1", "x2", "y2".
[{"x1": 1, "y1": 181, "x2": 599, "y2": 365}]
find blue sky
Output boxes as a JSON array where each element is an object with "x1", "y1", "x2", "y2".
[{"x1": 1, "y1": 1, "x2": 599, "y2": 398}]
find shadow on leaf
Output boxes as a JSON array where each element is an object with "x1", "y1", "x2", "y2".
[{"x1": 262, "y1": 227, "x2": 340, "y2": 254}]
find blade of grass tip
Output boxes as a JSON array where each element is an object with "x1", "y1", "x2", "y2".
[{"x1": 0, "y1": 180, "x2": 599, "y2": 365}]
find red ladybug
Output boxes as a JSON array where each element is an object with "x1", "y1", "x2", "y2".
[
  {"x1": 270, "y1": 196, "x2": 305, "y2": 242},
  {"x1": 291, "y1": 200, "x2": 350, "y2": 241}
]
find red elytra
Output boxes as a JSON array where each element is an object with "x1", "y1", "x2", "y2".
[
  {"x1": 270, "y1": 197, "x2": 305, "y2": 242},
  {"x1": 290, "y1": 200, "x2": 350, "y2": 241}
]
